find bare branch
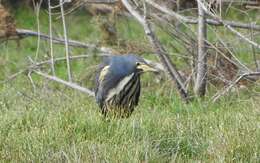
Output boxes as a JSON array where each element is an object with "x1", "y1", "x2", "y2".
[
  {"x1": 34, "y1": 70, "x2": 95, "y2": 97},
  {"x1": 34, "y1": 1, "x2": 41, "y2": 61},
  {"x1": 48, "y1": 0, "x2": 55, "y2": 76},
  {"x1": 16, "y1": 29, "x2": 101, "y2": 49},
  {"x1": 145, "y1": 0, "x2": 260, "y2": 31},
  {"x1": 28, "y1": 71, "x2": 36, "y2": 91},
  {"x1": 225, "y1": 25, "x2": 260, "y2": 49},
  {"x1": 211, "y1": 72, "x2": 260, "y2": 103},
  {"x1": 0, "y1": 70, "x2": 26, "y2": 84},
  {"x1": 194, "y1": 1, "x2": 208, "y2": 97},
  {"x1": 197, "y1": 0, "x2": 260, "y2": 49},
  {"x1": 122, "y1": 0, "x2": 190, "y2": 102},
  {"x1": 82, "y1": 0, "x2": 118, "y2": 4},
  {"x1": 60, "y1": 0, "x2": 72, "y2": 82},
  {"x1": 37, "y1": 53, "x2": 165, "y2": 71}
]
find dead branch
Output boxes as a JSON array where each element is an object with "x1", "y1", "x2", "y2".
[
  {"x1": 34, "y1": 1, "x2": 41, "y2": 60},
  {"x1": 36, "y1": 53, "x2": 165, "y2": 71},
  {"x1": 211, "y1": 72, "x2": 260, "y2": 103},
  {"x1": 225, "y1": 25, "x2": 260, "y2": 49},
  {"x1": 48, "y1": 0, "x2": 55, "y2": 75},
  {"x1": 122, "y1": 0, "x2": 190, "y2": 102},
  {"x1": 34, "y1": 70, "x2": 95, "y2": 97},
  {"x1": 82, "y1": 0, "x2": 118, "y2": 4},
  {"x1": 197, "y1": 0, "x2": 260, "y2": 49},
  {"x1": 0, "y1": 55, "x2": 92, "y2": 85},
  {"x1": 60, "y1": 0, "x2": 72, "y2": 82},
  {"x1": 145, "y1": 0, "x2": 260, "y2": 31},
  {"x1": 194, "y1": 0, "x2": 208, "y2": 97},
  {"x1": 16, "y1": 29, "x2": 106, "y2": 51},
  {"x1": 0, "y1": 70, "x2": 26, "y2": 84}
]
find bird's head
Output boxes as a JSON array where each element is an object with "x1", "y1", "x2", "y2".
[
  {"x1": 97, "y1": 54, "x2": 158, "y2": 88},
  {"x1": 114, "y1": 54, "x2": 158, "y2": 74}
]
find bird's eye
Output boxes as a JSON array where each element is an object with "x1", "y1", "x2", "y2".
[{"x1": 136, "y1": 62, "x2": 141, "y2": 66}]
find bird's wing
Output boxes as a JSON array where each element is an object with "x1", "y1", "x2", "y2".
[
  {"x1": 95, "y1": 56, "x2": 116, "y2": 108},
  {"x1": 95, "y1": 56, "x2": 111, "y2": 92},
  {"x1": 98, "y1": 65, "x2": 110, "y2": 83}
]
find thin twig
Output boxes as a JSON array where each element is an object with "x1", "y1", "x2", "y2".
[
  {"x1": 211, "y1": 72, "x2": 260, "y2": 103},
  {"x1": 28, "y1": 71, "x2": 36, "y2": 91},
  {"x1": 16, "y1": 29, "x2": 102, "y2": 50},
  {"x1": 34, "y1": 70, "x2": 95, "y2": 97},
  {"x1": 0, "y1": 70, "x2": 27, "y2": 84},
  {"x1": 35, "y1": 53, "x2": 165, "y2": 72},
  {"x1": 60, "y1": 0, "x2": 72, "y2": 82},
  {"x1": 34, "y1": 0, "x2": 42, "y2": 61},
  {"x1": 197, "y1": 0, "x2": 260, "y2": 49},
  {"x1": 82, "y1": 0, "x2": 118, "y2": 4},
  {"x1": 48, "y1": 0, "x2": 56, "y2": 75},
  {"x1": 145, "y1": 0, "x2": 260, "y2": 31}
]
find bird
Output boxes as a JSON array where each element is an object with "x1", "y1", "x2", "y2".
[{"x1": 95, "y1": 54, "x2": 157, "y2": 118}]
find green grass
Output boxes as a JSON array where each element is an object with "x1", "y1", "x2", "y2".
[
  {"x1": 0, "y1": 6, "x2": 260, "y2": 162},
  {"x1": 0, "y1": 78, "x2": 259, "y2": 162}
]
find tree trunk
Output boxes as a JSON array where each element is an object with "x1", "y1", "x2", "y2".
[{"x1": 194, "y1": 1, "x2": 207, "y2": 97}]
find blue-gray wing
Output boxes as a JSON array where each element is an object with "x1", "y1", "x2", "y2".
[
  {"x1": 95, "y1": 57, "x2": 110, "y2": 108},
  {"x1": 95, "y1": 56, "x2": 122, "y2": 108}
]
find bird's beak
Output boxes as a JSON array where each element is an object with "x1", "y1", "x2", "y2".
[{"x1": 137, "y1": 63, "x2": 158, "y2": 73}]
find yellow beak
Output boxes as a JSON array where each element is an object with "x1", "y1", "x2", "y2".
[{"x1": 137, "y1": 63, "x2": 158, "y2": 72}]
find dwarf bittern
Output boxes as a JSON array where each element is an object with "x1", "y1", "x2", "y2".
[{"x1": 95, "y1": 54, "x2": 157, "y2": 118}]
